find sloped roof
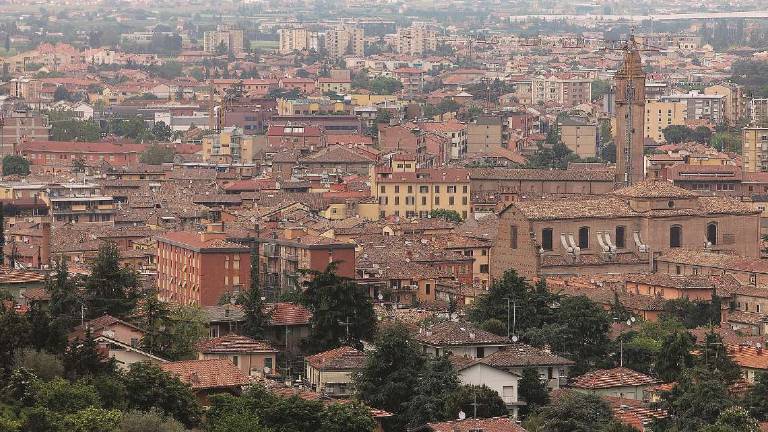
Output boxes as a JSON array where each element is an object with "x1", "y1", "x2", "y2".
[
  {"x1": 197, "y1": 335, "x2": 278, "y2": 354},
  {"x1": 478, "y1": 344, "x2": 575, "y2": 368},
  {"x1": 305, "y1": 345, "x2": 366, "y2": 370},
  {"x1": 160, "y1": 359, "x2": 250, "y2": 389},
  {"x1": 426, "y1": 417, "x2": 527, "y2": 432},
  {"x1": 416, "y1": 321, "x2": 510, "y2": 346},
  {"x1": 570, "y1": 367, "x2": 659, "y2": 389},
  {"x1": 611, "y1": 179, "x2": 698, "y2": 199}
]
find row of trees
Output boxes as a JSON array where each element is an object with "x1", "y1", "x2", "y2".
[{"x1": 50, "y1": 118, "x2": 173, "y2": 143}]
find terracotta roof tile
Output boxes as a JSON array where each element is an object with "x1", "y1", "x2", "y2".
[
  {"x1": 570, "y1": 367, "x2": 659, "y2": 389},
  {"x1": 426, "y1": 417, "x2": 526, "y2": 432},
  {"x1": 416, "y1": 321, "x2": 510, "y2": 346},
  {"x1": 266, "y1": 302, "x2": 312, "y2": 326},
  {"x1": 305, "y1": 345, "x2": 366, "y2": 370},
  {"x1": 197, "y1": 335, "x2": 278, "y2": 354},
  {"x1": 160, "y1": 359, "x2": 250, "y2": 389}
]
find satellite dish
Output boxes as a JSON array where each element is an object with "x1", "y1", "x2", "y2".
[
  {"x1": 458, "y1": 411, "x2": 466, "y2": 420},
  {"x1": 630, "y1": 316, "x2": 637, "y2": 323},
  {"x1": 512, "y1": 335, "x2": 519, "y2": 342}
]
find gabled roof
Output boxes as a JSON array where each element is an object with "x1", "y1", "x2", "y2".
[
  {"x1": 611, "y1": 179, "x2": 698, "y2": 199},
  {"x1": 69, "y1": 314, "x2": 145, "y2": 342},
  {"x1": 305, "y1": 345, "x2": 366, "y2": 370},
  {"x1": 266, "y1": 302, "x2": 312, "y2": 326},
  {"x1": 416, "y1": 321, "x2": 510, "y2": 346},
  {"x1": 160, "y1": 359, "x2": 250, "y2": 389},
  {"x1": 478, "y1": 344, "x2": 575, "y2": 368},
  {"x1": 425, "y1": 416, "x2": 526, "y2": 432},
  {"x1": 569, "y1": 367, "x2": 659, "y2": 389},
  {"x1": 197, "y1": 335, "x2": 278, "y2": 354}
]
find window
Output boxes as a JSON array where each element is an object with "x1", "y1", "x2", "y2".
[
  {"x1": 434, "y1": 185, "x2": 440, "y2": 193},
  {"x1": 434, "y1": 196, "x2": 440, "y2": 205},
  {"x1": 380, "y1": 185, "x2": 385, "y2": 193},
  {"x1": 232, "y1": 355, "x2": 239, "y2": 366},
  {"x1": 707, "y1": 222, "x2": 717, "y2": 245},
  {"x1": 578, "y1": 227, "x2": 589, "y2": 249},
  {"x1": 510, "y1": 225, "x2": 518, "y2": 249},
  {"x1": 476, "y1": 347, "x2": 485, "y2": 358},
  {"x1": 480, "y1": 264, "x2": 489, "y2": 274},
  {"x1": 407, "y1": 185, "x2": 413, "y2": 193},
  {"x1": 449, "y1": 196, "x2": 455, "y2": 205},
  {"x1": 264, "y1": 357, "x2": 273, "y2": 370},
  {"x1": 463, "y1": 185, "x2": 468, "y2": 193},
  {"x1": 425, "y1": 283, "x2": 431, "y2": 295},
  {"x1": 615, "y1": 226, "x2": 626, "y2": 249},
  {"x1": 447, "y1": 185, "x2": 457, "y2": 193},
  {"x1": 670, "y1": 225, "x2": 682, "y2": 248},
  {"x1": 422, "y1": 196, "x2": 427, "y2": 205},
  {"x1": 419, "y1": 186, "x2": 428, "y2": 193},
  {"x1": 541, "y1": 228, "x2": 553, "y2": 251},
  {"x1": 395, "y1": 185, "x2": 400, "y2": 193},
  {"x1": 676, "y1": 265, "x2": 682, "y2": 275}
]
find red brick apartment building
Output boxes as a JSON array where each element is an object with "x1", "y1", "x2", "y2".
[
  {"x1": 19, "y1": 140, "x2": 146, "y2": 170},
  {"x1": 157, "y1": 231, "x2": 250, "y2": 306}
]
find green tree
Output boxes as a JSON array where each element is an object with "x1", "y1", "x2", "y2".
[
  {"x1": 662, "y1": 125, "x2": 695, "y2": 144},
  {"x1": 700, "y1": 407, "x2": 760, "y2": 432},
  {"x1": 0, "y1": 307, "x2": 31, "y2": 374},
  {"x1": 239, "y1": 249, "x2": 268, "y2": 339},
  {"x1": 60, "y1": 407, "x2": 122, "y2": 432},
  {"x1": 50, "y1": 119, "x2": 102, "y2": 142},
  {"x1": 661, "y1": 298, "x2": 719, "y2": 329},
  {"x1": 652, "y1": 368, "x2": 734, "y2": 432},
  {"x1": 14, "y1": 349, "x2": 64, "y2": 380},
  {"x1": 443, "y1": 385, "x2": 507, "y2": 420},
  {"x1": 321, "y1": 402, "x2": 376, "y2": 432},
  {"x1": 692, "y1": 126, "x2": 713, "y2": 144},
  {"x1": 118, "y1": 409, "x2": 186, "y2": 432},
  {"x1": 2, "y1": 155, "x2": 30, "y2": 176},
  {"x1": 206, "y1": 392, "x2": 268, "y2": 432},
  {"x1": 355, "y1": 323, "x2": 425, "y2": 431},
  {"x1": 518, "y1": 367, "x2": 549, "y2": 417},
  {"x1": 536, "y1": 391, "x2": 614, "y2": 432},
  {"x1": 429, "y1": 209, "x2": 462, "y2": 222},
  {"x1": 141, "y1": 304, "x2": 206, "y2": 361},
  {"x1": 655, "y1": 330, "x2": 696, "y2": 382},
  {"x1": 139, "y1": 144, "x2": 174, "y2": 165},
  {"x1": 697, "y1": 329, "x2": 742, "y2": 384},
  {"x1": 47, "y1": 257, "x2": 83, "y2": 332},
  {"x1": 35, "y1": 378, "x2": 101, "y2": 414},
  {"x1": 469, "y1": 270, "x2": 558, "y2": 336},
  {"x1": 745, "y1": 372, "x2": 768, "y2": 421},
  {"x1": 150, "y1": 122, "x2": 173, "y2": 142},
  {"x1": 591, "y1": 79, "x2": 611, "y2": 102},
  {"x1": 479, "y1": 318, "x2": 506, "y2": 336},
  {"x1": 63, "y1": 330, "x2": 117, "y2": 380},
  {"x1": 123, "y1": 362, "x2": 202, "y2": 428},
  {"x1": 302, "y1": 264, "x2": 376, "y2": 352},
  {"x1": 84, "y1": 241, "x2": 140, "y2": 319},
  {"x1": 4, "y1": 367, "x2": 40, "y2": 406},
  {"x1": 404, "y1": 355, "x2": 460, "y2": 427}
]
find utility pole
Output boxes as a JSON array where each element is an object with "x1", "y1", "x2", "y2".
[{"x1": 338, "y1": 316, "x2": 352, "y2": 341}]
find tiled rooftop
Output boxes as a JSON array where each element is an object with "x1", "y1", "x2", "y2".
[
  {"x1": 569, "y1": 367, "x2": 659, "y2": 389},
  {"x1": 160, "y1": 359, "x2": 251, "y2": 389},
  {"x1": 305, "y1": 345, "x2": 366, "y2": 370}
]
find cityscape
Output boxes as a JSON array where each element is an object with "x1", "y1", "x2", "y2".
[{"x1": 2, "y1": 0, "x2": 768, "y2": 431}]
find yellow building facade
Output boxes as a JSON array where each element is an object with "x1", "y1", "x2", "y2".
[{"x1": 644, "y1": 99, "x2": 687, "y2": 143}]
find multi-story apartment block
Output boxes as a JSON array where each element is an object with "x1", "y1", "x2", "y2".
[
  {"x1": 558, "y1": 116, "x2": 597, "y2": 158},
  {"x1": 467, "y1": 116, "x2": 506, "y2": 154},
  {"x1": 644, "y1": 99, "x2": 687, "y2": 143},
  {"x1": 202, "y1": 127, "x2": 258, "y2": 164},
  {"x1": 157, "y1": 231, "x2": 251, "y2": 306},
  {"x1": 659, "y1": 91, "x2": 725, "y2": 125},
  {"x1": 203, "y1": 25, "x2": 244, "y2": 54},
  {"x1": 395, "y1": 25, "x2": 438, "y2": 55},
  {"x1": 751, "y1": 99, "x2": 768, "y2": 127},
  {"x1": 45, "y1": 183, "x2": 116, "y2": 224},
  {"x1": 372, "y1": 156, "x2": 471, "y2": 219},
  {"x1": 743, "y1": 127, "x2": 768, "y2": 173},
  {"x1": 324, "y1": 26, "x2": 364, "y2": 59},
  {"x1": 277, "y1": 97, "x2": 352, "y2": 116},
  {"x1": 531, "y1": 74, "x2": 592, "y2": 108},
  {"x1": 0, "y1": 111, "x2": 49, "y2": 156},
  {"x1": 704, "y1": 83, "x2": 747, "y2": 125},
  {"x1": 278, "y1": 27, "x2": 318, "y2": 54},
  {"x1": 256, "y1": 230, "x2": 356, "y2": 300}
]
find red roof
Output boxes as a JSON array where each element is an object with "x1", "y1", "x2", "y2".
[
  {"x1": 305, "y1": 345, "x2": 366, "y2": 370},
  {"x1": 266, "y1": 302, "x2": 312, "y2": 326},
  {"x1": 223, "y1": 178, "x2": 278, "y2": 192},
  {"x1": 426, "y1": 417, "x2": 526, "y2": 432},
  {"x1": 570, "y1": 367, "x2": 659, "y2": 389},
  {"x1": 20, "y1": 140, "x2": 148, "y2": 154},
  {"x1": 160, "y1": 359, "x2": 250, "y2": 389},
  {"x1": 197, "y1": 335, "x2": 278, "y2": 354},
  {"x1": 158, "y1": 231, "x2": 249, "y2": 251}
]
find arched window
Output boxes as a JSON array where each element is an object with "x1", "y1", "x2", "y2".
[
  {"x1": 670, "y1": 225, "x2": 683, "y2": 248},
  {"x1": 615, "y1": 226, "x2": 626, "y2": 249},
  {"x1": 578, "y1": 227, "x2": 589, "y2": 249},
  {"x1": 707, "y1": 223, "x2": 717, "y2": 245}
]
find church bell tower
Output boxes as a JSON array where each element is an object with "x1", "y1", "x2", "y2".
[{"x1": 614, "y1": 37, "x2": 646, "y2": 186}]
